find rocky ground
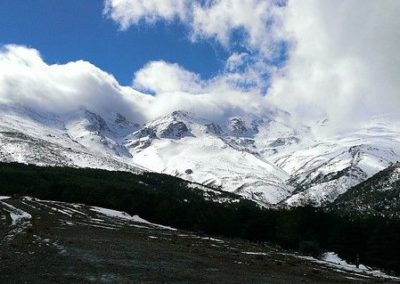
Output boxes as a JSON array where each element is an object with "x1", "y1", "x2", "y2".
[{"x1": 0, "y1": 196, "x2": 398, "y2": 284}]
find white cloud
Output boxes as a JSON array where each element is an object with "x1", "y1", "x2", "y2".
[
  {"x1": 0, "y1": 44, "x2": 147, "y2": 123},
  {"x1": 0, "y1": 45, "x2": 270, "y2": 124},
  {"x1": 103, "y1": 0, "x2": 189, "y2": 29},
  {"x1": 133, "y1": 61, "x2": 203, "y2": 93},
  {"x1": 225, "y1": 52, "x2": 248, "y2": 72},
  {"x1": 268, "y1": 0, "x2": 400, "y2": 125},
  {"x1": 191, "y1": 0, "x2": 278, "y2": 50},
  {"x1": 131, "y1": 59, "x2": 269, "y2": 121},
  {"x1": 104, "y1": 0, "x2": 282, "y2": 55}
]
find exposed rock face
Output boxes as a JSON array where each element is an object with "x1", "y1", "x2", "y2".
[
  {"x1": 159, "y1": 121, "x2": 190, "y2": 139},
  {"x1": 269, "y1": 137, "x2": 300, "y2": 148},
  {"x1": 82, "y1": 109, "x2": 110, "y2": 133},
  {"x1": 205, "y1": 123, "x2": 223, "y2": 135},
  {"x1": 229, "y1": 118, "x2": 248, "y2": 136},
  {"x1": 133, "y1": 127, "x2": 157, "y2": 139}
]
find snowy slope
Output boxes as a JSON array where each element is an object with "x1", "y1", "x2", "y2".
[
  {"x1": 0, "y1": 104, "x2": 142, "y2": 172},
  {"x1": 271, "y1": 119, "x2": 400, "y2": 206},
  {"x1": 124, "y1": 111, "x2": 294, "y2": 204}
]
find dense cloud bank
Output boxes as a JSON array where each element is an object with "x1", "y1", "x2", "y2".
[
  {"x1": 1, "y1": 0, "x2": 399, "y2": 129},
  {"x1": 267, "y1": 1, "x2": 400, "y2": 126},
  {"x1": 0, "y1": 45, "x2": 269, "y2": 124}
]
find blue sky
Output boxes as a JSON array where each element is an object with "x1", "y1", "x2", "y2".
[{"x1": 0, "y1": 0, "x2": 228, "y2": 85}]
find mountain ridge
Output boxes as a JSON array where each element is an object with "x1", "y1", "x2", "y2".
[{"x1": 1, "y1": 103, "x2": 399, "y2": 209}]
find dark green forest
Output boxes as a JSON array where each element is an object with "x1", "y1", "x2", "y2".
[{"x1": 0, "y1": 162, "x2": 399, "y2": 274}]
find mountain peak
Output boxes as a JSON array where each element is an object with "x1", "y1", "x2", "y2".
[
  {"x1": 170, "y1": 110, "x2": 191, "y2": 119},
  {"x1": 228, "y1": 117, "x2": 259, "y2": 137}
]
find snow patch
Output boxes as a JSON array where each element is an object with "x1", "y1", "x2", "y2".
[
  {"x1": 242, "y1": 251, "x2": 268, "y2": 256},
  {"x1": 289, "y1": 252, "x2": 400, "y2": 280},
  {"x1": 90, "y1": 206, "x2": 176, "y2": 231},
  {"x1": 1, "y1": 201, "x2": 32, "y2": 225},
  {"x1": 201, "y1": 237, "x2": 224, "y2": 243}
]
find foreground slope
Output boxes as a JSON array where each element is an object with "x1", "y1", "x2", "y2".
[
  {"x1": 1, "y1": 196, "x2": 397, "y2": 284},
  {"x1": 2, "y1": 162, "x2": 400, "y2": 274}
]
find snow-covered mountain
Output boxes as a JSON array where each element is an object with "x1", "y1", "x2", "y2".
[
  {"x1": 1, "y1": 104, "x2": 399, "y2": 208},
  {"x1": 124, "y1": 110, "x2": 294, "y2": 204},
  {"x1": 0, "y1": 105, "x2": 141, "y2": 172}
]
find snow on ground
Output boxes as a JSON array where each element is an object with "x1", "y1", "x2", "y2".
[
  {"x1": 323, "y1": 252, "x2": 367, "y2": 270},
  {"x1": 321, "y1": 252, "x2": 400, "y2": 280},
  {"x1": 0, "y1": 196, "x2": 10, "y2": 200},
  {"x1": 90, "y1": 206, "x2": 176, "y2": 231},
  {"x1": 201, "y1": 237, "x2": 224, "y2": 243},
  {"x1": 288, "y1": 252, "x2": 400, "y2": 280},
  {"x1": 0, "y1": 200, "x2": 32, "y2": 225},
  {"x1": 0, "y1": 199, "x2": 33, "y2": 241},
  {"x1": 242, "y1": 251, "x2": 268, "y2": 256}
]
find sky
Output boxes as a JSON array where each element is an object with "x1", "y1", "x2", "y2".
[
  {"x1": 0, "y1": 0, "x2": 228, "y2": 85},
  {"x1": 0, "y1": 0, "x2": 399, "y2": 128}
]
